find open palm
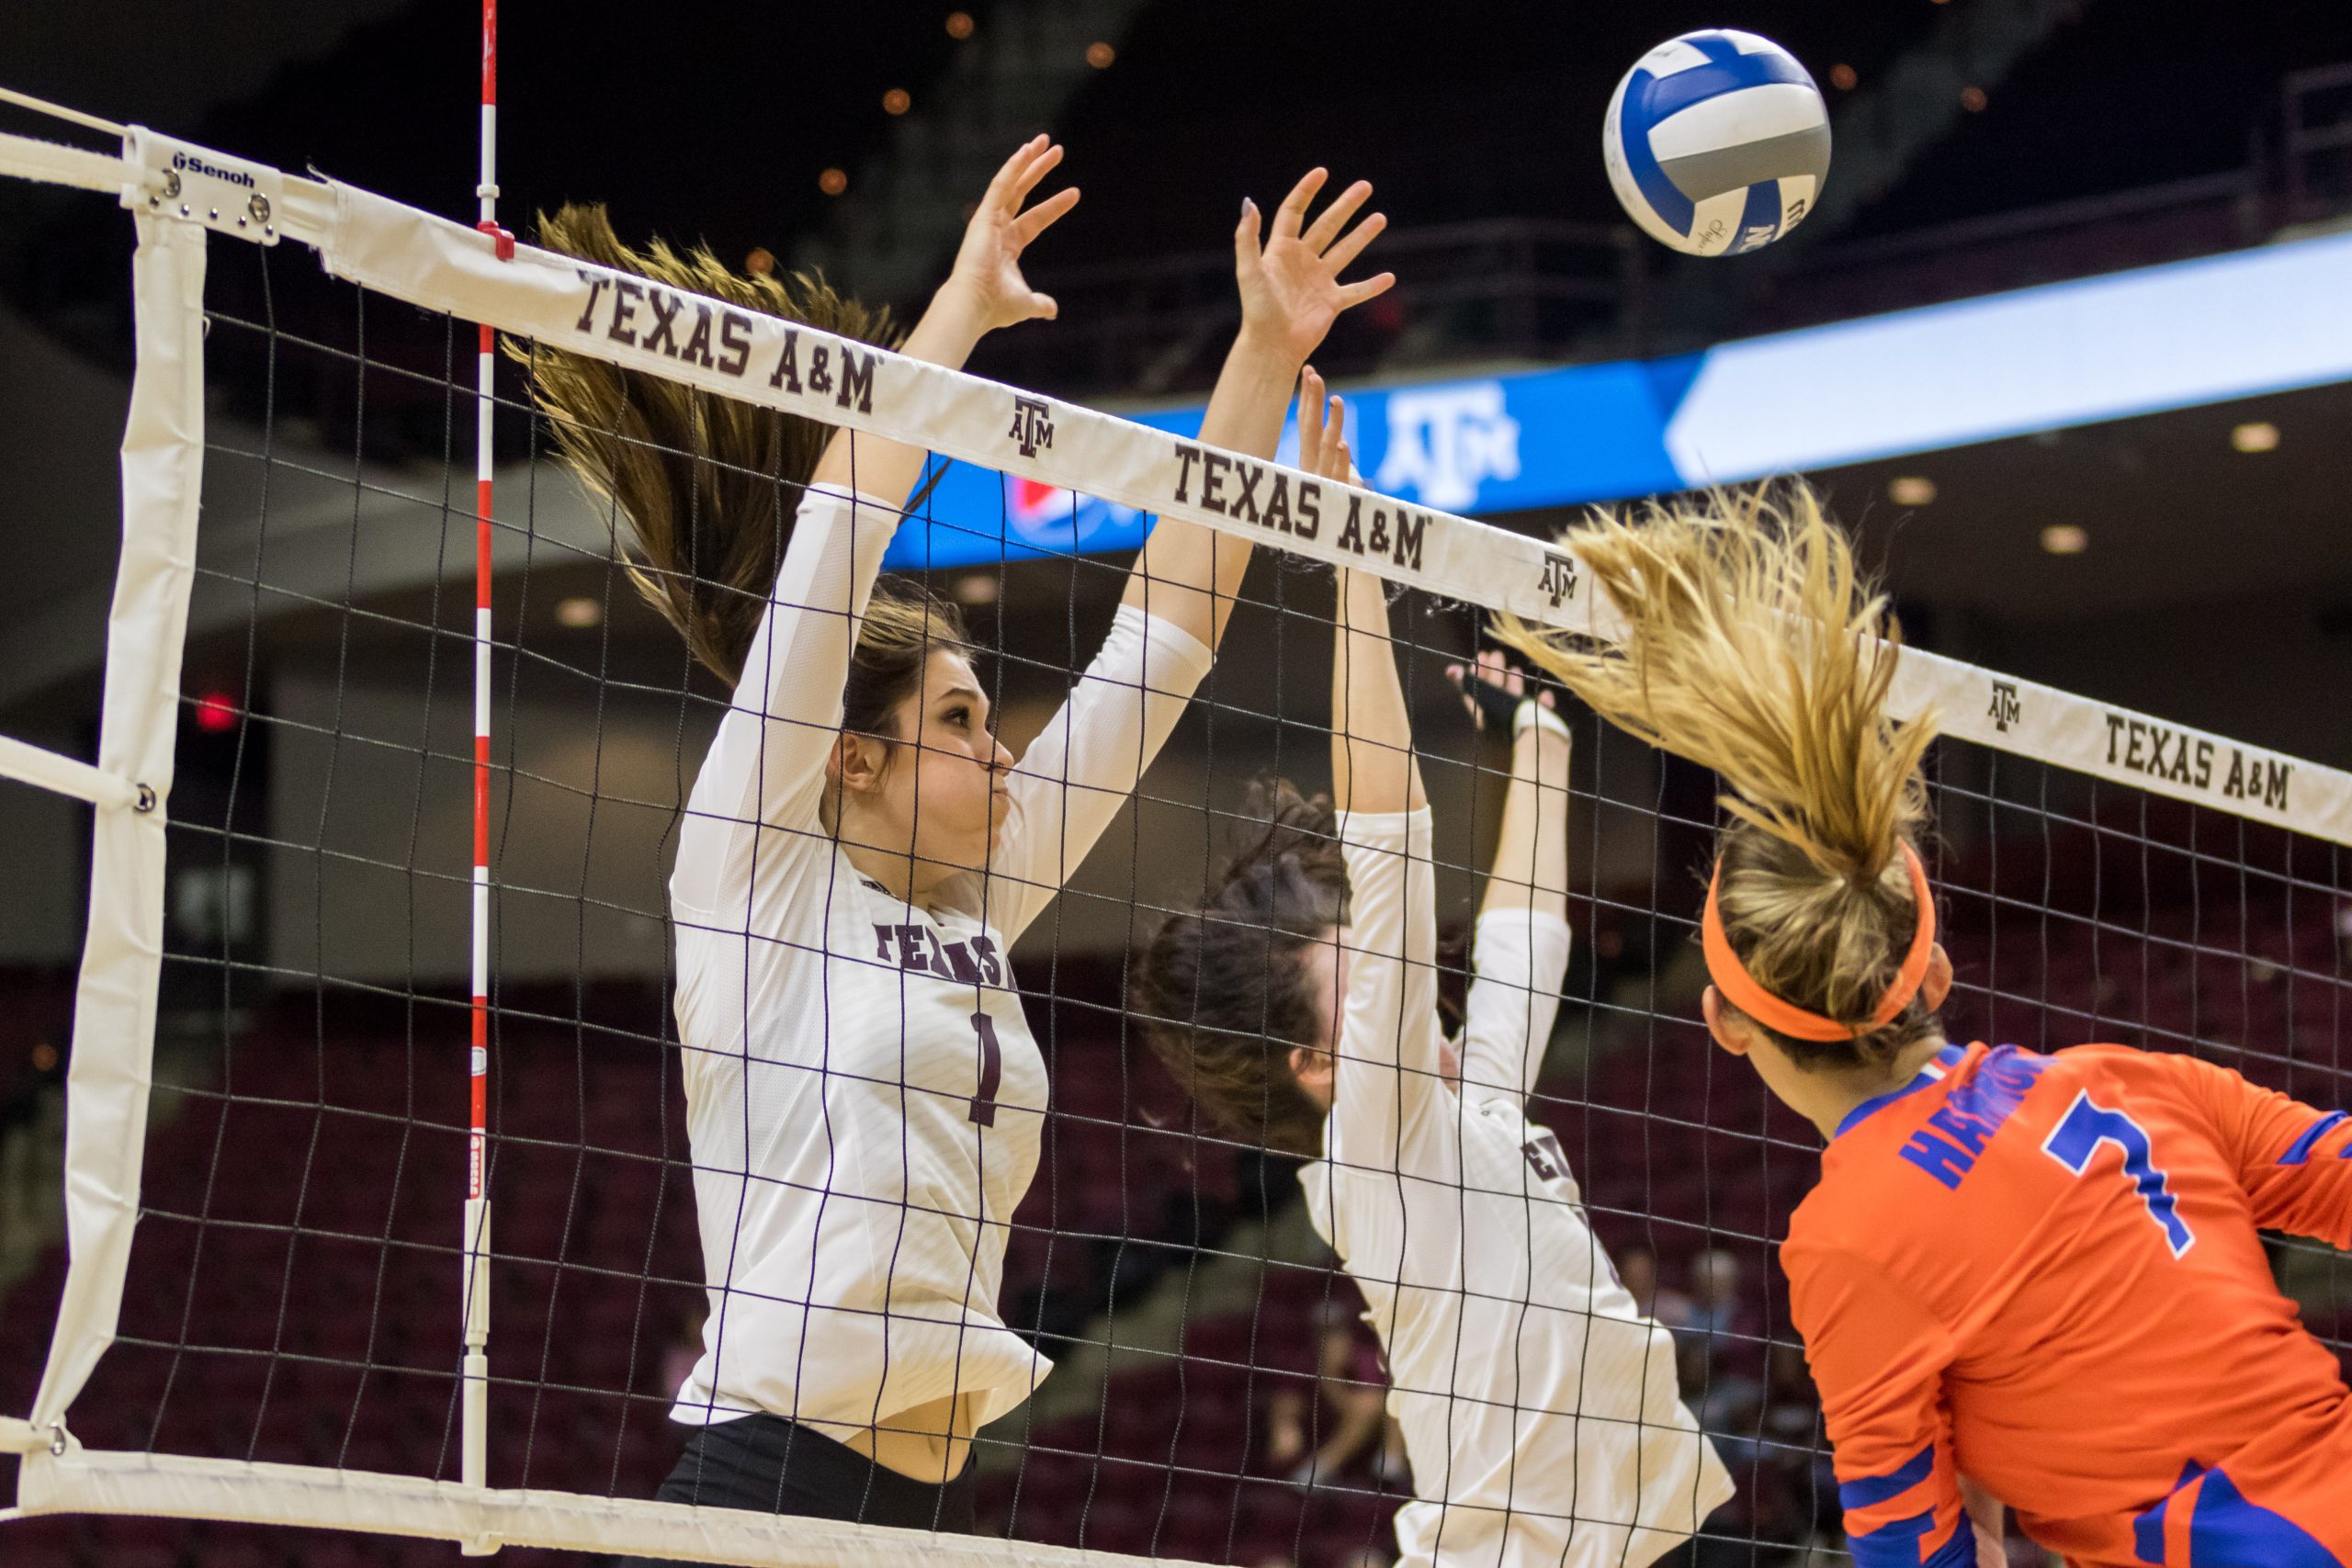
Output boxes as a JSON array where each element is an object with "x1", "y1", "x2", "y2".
[
  {"x1": 945, "y1": 135, "x2": 1082, "y2": 333},
  {"x1": 1235, "y1": 168, "x2": 1396, "y2": 367}
]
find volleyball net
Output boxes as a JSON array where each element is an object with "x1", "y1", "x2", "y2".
[{"x1": 1, "y1": 117, "x2": 2349, "y2": 1568}]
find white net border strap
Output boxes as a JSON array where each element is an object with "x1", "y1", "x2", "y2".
[{"x1": 15, "y1": 1445, "x2": 1207, "y2": 1568}]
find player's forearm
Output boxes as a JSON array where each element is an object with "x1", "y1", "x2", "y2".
[
  {"x1": 809, "y1": 278, "x2": 992, "y2": 502},
  {"x1": 1331, "y1": 568, "x2": 1423, "y2": 815},
  {"x1": 1958, "y1": 1475, "x2": 2006, "y2": 1568},
  {"x1": 1481, "y1": 723, "x2": 1570, "y2": 919},
  {"x1": 1123, "y1": 330, "x2": 1297, "y2": 649}
]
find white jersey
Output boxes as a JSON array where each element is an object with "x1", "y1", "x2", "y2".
[
  {"x1": 1299, "y1": 809, "x2": 1734, "y2": 1568},
  {"x1": 667, "y1": 485, "x2": 1214, "y2": 1435}
]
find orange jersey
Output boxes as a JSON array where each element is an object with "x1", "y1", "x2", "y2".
[{"x1": 1787, "y1": 1041, "x2": 2352, "y2": 1568}]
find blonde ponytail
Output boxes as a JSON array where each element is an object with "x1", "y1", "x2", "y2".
[{"x1": 1496, "y1": 485, "x2": 1941, "y2": 1066}]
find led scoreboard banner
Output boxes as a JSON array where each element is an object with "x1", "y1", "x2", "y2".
[{"x1": 887, "y1": 227, "x2": 2352, "y2": 571}]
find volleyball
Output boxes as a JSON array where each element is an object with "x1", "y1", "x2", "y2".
[{"x1": 1603, "y1": 28, "x2": 1830, "y2": 257}]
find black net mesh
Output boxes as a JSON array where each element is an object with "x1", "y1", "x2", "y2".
[{"x1": 4, "y1": 243, "x2": 2349, "y2": 1568}]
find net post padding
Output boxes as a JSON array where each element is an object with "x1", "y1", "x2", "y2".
[
  {"x1": 13, "y1": 1448, "x2": 1222, "y2": 1568},
  {"x1": 27, "y1": 209, "x2": 209, "y2": 1433}
]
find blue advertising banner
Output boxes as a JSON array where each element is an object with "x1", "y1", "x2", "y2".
[{"x1": 885, "y1": 228, "x2": 2352, "y2": 573}]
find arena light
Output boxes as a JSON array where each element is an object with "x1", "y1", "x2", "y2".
[
  {"x1": 882, "y1": 88, "x2": 910, "y2": 117},
  {"x1": 818, "y1": 167, "x2": 847, "y2": 197},
  {"x1": 1829, "y1": 63, "x2": 1858, "y2": 90},
  {"x1": 1888, "y1": 476, "x2": 1937, "y2": 506},
  {"x1": 953, "y1": 572, "x2": 1000, "y2": 605},
  {"x1": 554, "y1": 595, "x2": 603, "y2": 628},
  {"x1": 2041, "y1": 525, "x2": 2089, "y2": 555},
  {"x1": 944, "y1": 10, "x2": 974, "y2": 39},
  {"x1": 1086, "y1": 41, "x2": 1115, "y2": 68},
  {"x1": 192, "y1": 692, "x2": 238, "y2": 733},
  {"x1": 2232, "y1": 420, "x2": 2280, "y2": 453}
]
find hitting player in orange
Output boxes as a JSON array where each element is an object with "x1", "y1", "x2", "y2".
[{"x1": 1500, "y1": 486, "x2": 2352, "y2": 1568}]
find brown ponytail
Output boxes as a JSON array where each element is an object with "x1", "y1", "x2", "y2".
[
  {"x1": 1496, "y1": 485, "x2": 1940, "y2": 1069},
  {"x1": 1135, "y1": 781, "x2": 1350, "y2": 1156},
  {"x1": 510, "y1": 203, "x2": 900, "y2": 685}
]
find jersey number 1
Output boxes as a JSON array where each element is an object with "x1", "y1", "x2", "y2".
[
  {"x1": 2041, "y1": 1090, "x2": 2194, "y2": 1257},
  {"x1": 968, "y1": 1012, "x2": 1002, "y2": 1127}
]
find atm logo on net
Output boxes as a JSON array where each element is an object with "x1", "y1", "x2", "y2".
[{"x1": 1374, "y1": 381, "x2": 1522, "y2": 512}]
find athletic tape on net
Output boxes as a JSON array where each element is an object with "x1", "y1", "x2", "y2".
[{"x1": 3, "y1": 127, "x2": 2348, "y2": 848}]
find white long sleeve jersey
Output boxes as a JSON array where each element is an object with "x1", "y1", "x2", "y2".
[
  {"x1": 1299, "y1": 809, "x2": 1735, "y2": 1568},
  {"x1": 667, "y1": 486, "x2": 1213, "y2": 1435}
]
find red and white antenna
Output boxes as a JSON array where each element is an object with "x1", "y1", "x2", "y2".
[{"x1": 461, "y1": 0, "x2": 504, "y2": 1536}]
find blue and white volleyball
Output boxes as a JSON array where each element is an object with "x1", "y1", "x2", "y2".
[{"x1": 1604, "y1": 29, "x2": 1830, "y2": 257}]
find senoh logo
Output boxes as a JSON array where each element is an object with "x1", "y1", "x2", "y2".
[
  {"x1": 1987, "y1": 680, "x2": 2020, "y2": 733},
  {"x1": 171, "y1": 150, "x2": 256, "y2": 190},
  {"x1": 1008, "y1": 396, "x2": 1056, "y2": 460}
]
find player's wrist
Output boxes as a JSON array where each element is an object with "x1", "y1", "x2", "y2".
[
  {"x1": 1513, "y1": 699, "x2": 1571, "y2": 745},
  {"x1": 1227, "y1": 324, "x2": 1309, "y2": 379}
]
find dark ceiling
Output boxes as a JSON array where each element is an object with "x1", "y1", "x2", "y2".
[{"x1": 10, "y1": 1, "x2": 2352, "y2": 333}]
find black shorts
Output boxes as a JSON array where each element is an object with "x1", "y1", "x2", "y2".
[{"x1": 613, "y1": 1413, "x2": 977, "y2": 1564}]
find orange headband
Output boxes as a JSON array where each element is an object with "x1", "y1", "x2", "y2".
[{"x1": 1702, "y1": 841, "x2": 1937, "y2": 1043}]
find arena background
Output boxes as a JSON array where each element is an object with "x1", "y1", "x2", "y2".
[{"x1": 4, "y1": 3, "x2": 2352, "y2": 1565}]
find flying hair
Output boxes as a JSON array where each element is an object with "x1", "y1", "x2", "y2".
[
  {"x1": 509, "y1": 203, "x2": 900, "y2": 684},
  {"x1": 1496, "y1": 484, "x2": 1943, "y2": 1066}
]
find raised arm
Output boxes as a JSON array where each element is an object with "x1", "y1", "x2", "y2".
[
  {"x1": 1124, "y1": 168, "x2": 1395, "y2": 653},
  {"x1": 677, "y1": 141, "x2": 1077, "y2": 883},
  {"x1": 1316, "y1": 390, "x2": 1424, "y2": 818},
  {"x1": 1451, "y1": 655, "x2": 1574, "y2": 1106},
  {"x1": 985, "y1": 177, "x2": 1392, "y2": 940},
  {"x1": 1299, "y1": 397, "x2": 1442, "y2": 1170},
  {"x1": 810, "y1": 136, "x2": 1078, "y2": 505}
]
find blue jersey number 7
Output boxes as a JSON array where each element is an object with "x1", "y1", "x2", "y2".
[{"x1": 2041, "y1": 1090, "x2": 2195, "y2": 1257}]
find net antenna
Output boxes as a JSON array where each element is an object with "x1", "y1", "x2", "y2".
[{"x1": 460, "y1": 1, "x2": 507, "y2": 1549}]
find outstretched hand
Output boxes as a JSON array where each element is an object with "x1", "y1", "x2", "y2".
[
  {"x1": 1447, "y1": 649, "x2": 1557, "y2": 733},
  {"x1": 943, "y1": 135, "x2": 1082, "y2": 333},
  {"x1": 1236, "y1": 169, "x2": 1396, "y2": 368}
]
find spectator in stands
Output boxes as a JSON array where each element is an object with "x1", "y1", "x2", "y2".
[
  {"x1": 1685, "y1": 1248, "x2": 1744, "y2": 1343},
  {"x1": 1265, "y1": 1300, "x2": 1404, "y2": 1492},
  {"x1": 1673, "y1": 1251, "x2": 1764, "y2": 1439},
  {"x1": 1616, "y1": 1246, "x2": 1693, "y2": 1331}
]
